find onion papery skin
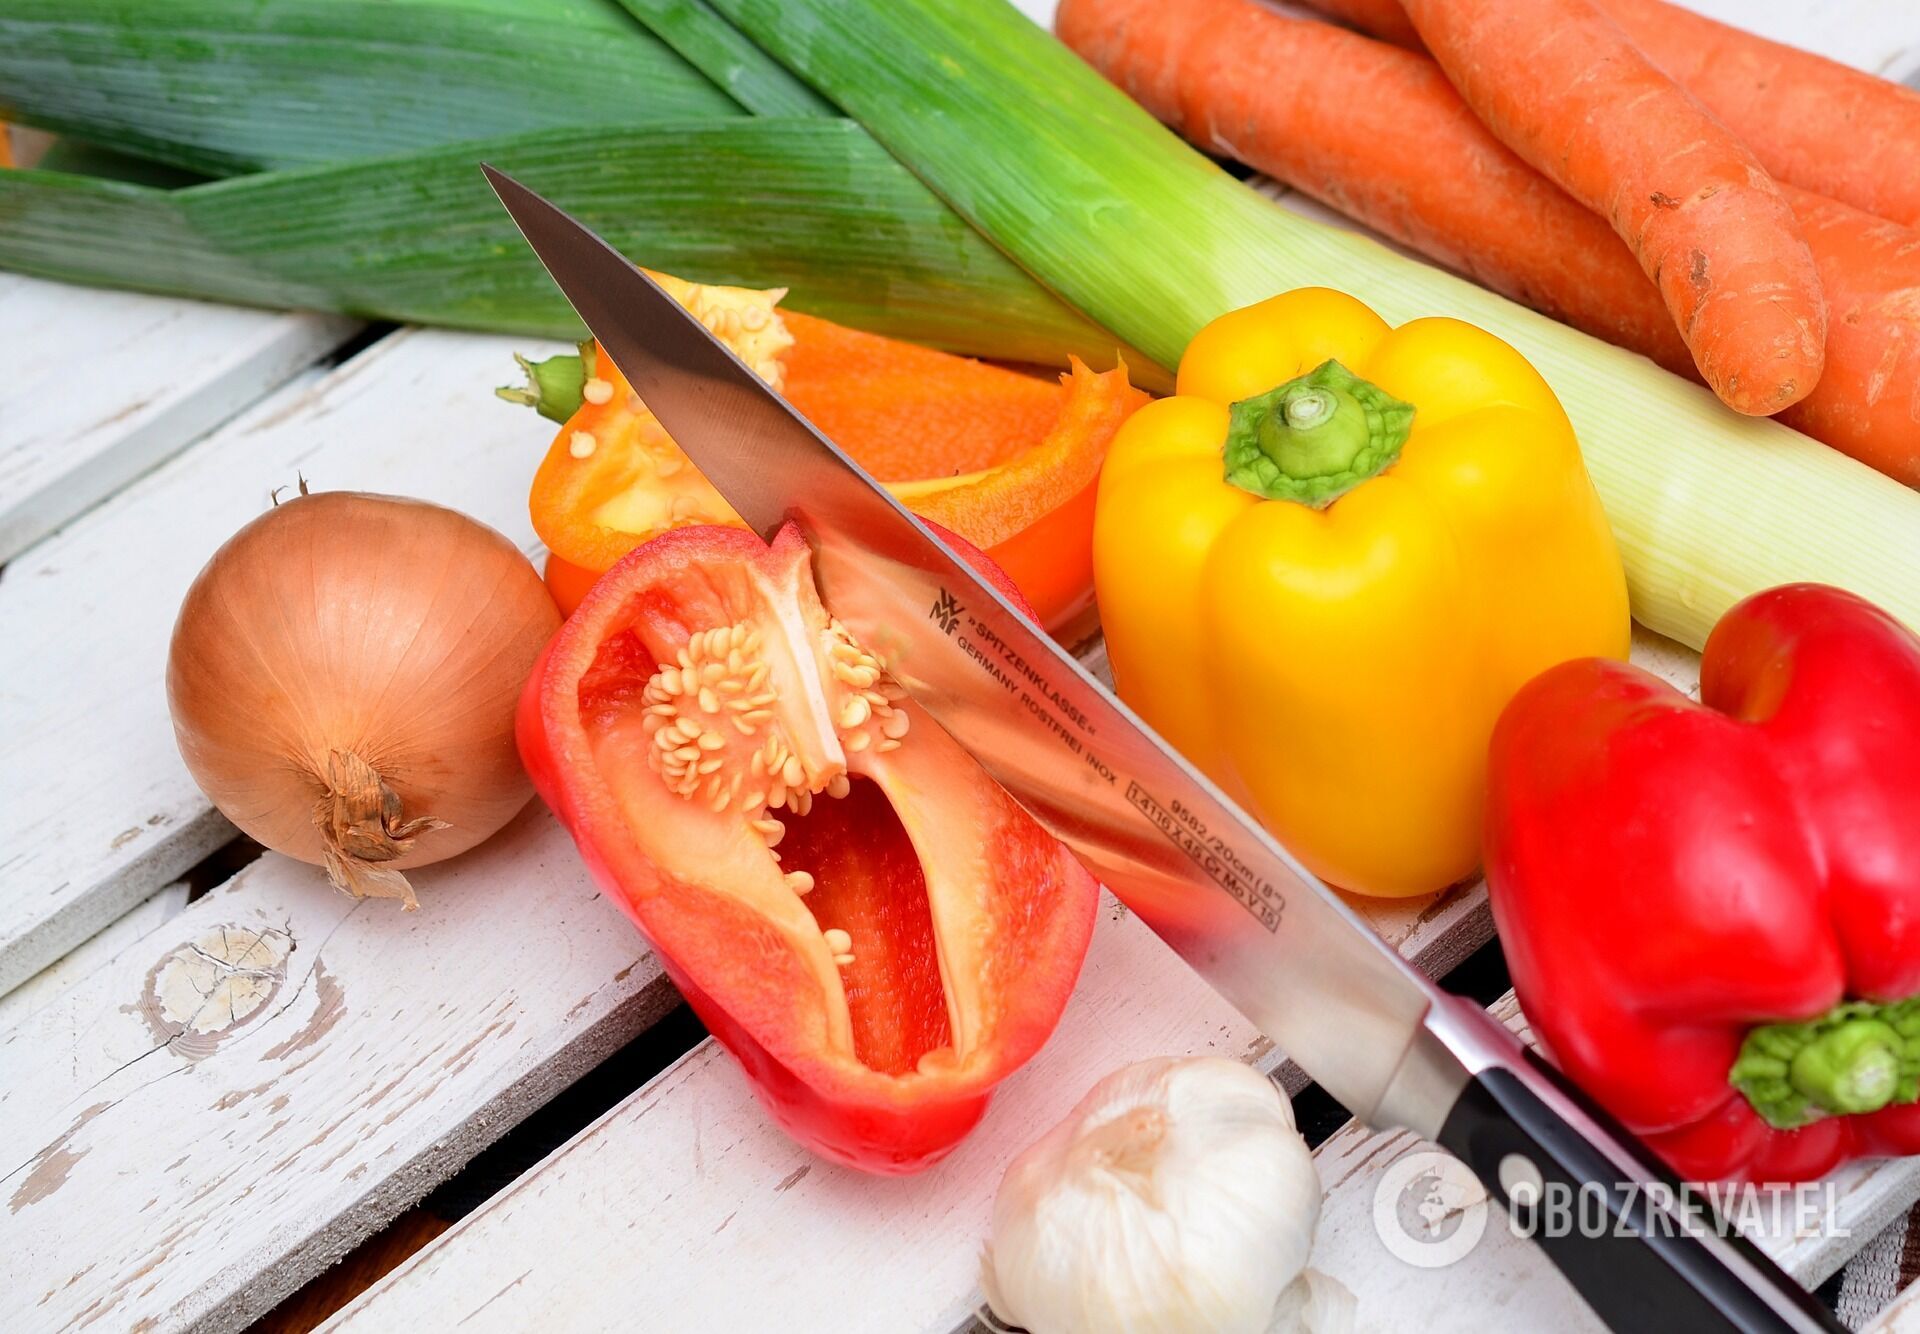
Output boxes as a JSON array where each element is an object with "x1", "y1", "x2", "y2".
[{"x1": 167, "y1": 491, "x2": 561, "y2": 905}]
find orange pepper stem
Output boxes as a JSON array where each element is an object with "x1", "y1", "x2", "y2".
[{"x1": 497, "y1": 347, "x2": 592, "y2": 423}]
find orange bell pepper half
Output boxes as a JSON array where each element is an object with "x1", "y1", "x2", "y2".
[{"x1": 528, "y1": 310, "x2": 1146, "y2": 628}]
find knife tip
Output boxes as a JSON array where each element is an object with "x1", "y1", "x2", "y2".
[{"x1": 479, "y1": 163, "x2": 519, "y2": 199}]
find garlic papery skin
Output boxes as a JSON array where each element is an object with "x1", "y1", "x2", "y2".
[{"x1": 982, "y1": 1056, "x2": 1327, "y2": 1334}]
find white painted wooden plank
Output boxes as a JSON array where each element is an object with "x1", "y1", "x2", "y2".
[
  {"x1": 0, "y1": 879, "x2": 188, "y2": 1030},
  {"x1": 324, "y1": 900, "x2": 1279, "y2": 1334},
  {"x1": 0, "y1": 325, "x2": 568, "y2": 995},
  {"x1": 0, "y1": 274, "x2": 357, "y2": 560},
  {"x1": 0, "y1": 806, "x2": 669, "y2": 1334},
  {"x1": 333, "y1": 918, "x2": 1917, "y2": 1334}
]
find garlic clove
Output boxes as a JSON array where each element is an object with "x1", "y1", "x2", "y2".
[
  {"x1": 1271, "y1": 1269, "x2": 1356, "y2": 1334},
  {"x1": 982, "y1": 1056, "x2": 1327, "y2": 1334}
]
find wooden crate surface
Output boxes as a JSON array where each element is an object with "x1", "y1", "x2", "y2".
[{"x1": 5, "y1": 0, "x2": 1920, "y2": 1329}]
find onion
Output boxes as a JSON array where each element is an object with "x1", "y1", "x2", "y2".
[{"x1": 167, "y1": 491, "x2": 562, "y2": 907}]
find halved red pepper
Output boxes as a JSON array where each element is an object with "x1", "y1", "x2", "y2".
[
  {"x1": 1487, "y1": 584, "x2": 1920, "y2": 1184},
  {"x1": 517, "y1": 522, "x2": 1099, "y2": 1173}
]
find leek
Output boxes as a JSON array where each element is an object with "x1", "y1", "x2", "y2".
[
  {"x1": 712, "y1": 0, "x2": 1920, "y2": 649},
  {"x1": 615, "y1": 0, "x2": 833, "y2": 117},
  {"x1": 0, "y1": 121, "x2": 1138, "y2": 371},
  {"x1": 0, "y1": 0, "x2": 738, "y2": 175}
]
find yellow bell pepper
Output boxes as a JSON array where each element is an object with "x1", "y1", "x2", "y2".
[{"x1": 1094, "y1": 288, "x2": 1630, "y2": 898}]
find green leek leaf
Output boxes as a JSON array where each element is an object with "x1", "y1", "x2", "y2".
[
  {"x1": 0, "y1": 120, "x2": 1144, "y2": 373},
  {"x1": 615, "y1": 0, "x2": 833, "y2": 117},
  {"x1": 0, "y1": 0, "x2": 739, "y2": 175}
]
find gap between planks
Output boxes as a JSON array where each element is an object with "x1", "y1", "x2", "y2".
[
  {"x1": 0, "y1": 880, "x2": 190, "y2": 1032},
  {"x1": 1872, "y1": 1276, "x2": 1920, "y2": 1331}
]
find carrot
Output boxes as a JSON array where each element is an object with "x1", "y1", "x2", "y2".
[
  {"x1": 1775, "y1": 194, "x2": 1920, "y2": 486},
  {"x1": 1055, "y1": 0, "x2": 1920, "y2": 486},
  {"x1": 1394, "y1": 0, "x2": 1826, "y2": 417},
  {"x1": 0, "y1": 124, "x2": 13, "y2": 169},
  {"x1": 1292, "y1": 0, "x2": 1419, "y2": 46},
  {"x1": 1058, "y1": 0, "x2": 1691, "y2": 371},
  {"x1": 1303, "y1": 0, "x2": 1920, "y2": 232},
  {"x1": 1601, "y1": 0, "x2": 1920, "y2": 232}
]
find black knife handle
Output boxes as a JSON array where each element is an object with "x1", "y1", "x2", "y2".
[{"x1": 1436, "y1": 1051, "x2": 1843, "y2": 1333}]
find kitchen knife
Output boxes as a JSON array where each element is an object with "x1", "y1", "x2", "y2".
[{"x1": 483, "y1": 165, "x2": 1843, "y2": 1334}]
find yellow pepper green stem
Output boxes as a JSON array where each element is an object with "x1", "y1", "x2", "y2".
[
  {"x1": 1729, "y1": 999, "x2": 1920, "y2": 1130},
  {"x1": 1223, "y1": 359, "x2": 1415, "y2": 508}
]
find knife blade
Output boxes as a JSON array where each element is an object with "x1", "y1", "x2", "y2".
[
  {"x1": 484, "y1": 165, "x2": 1842, "y2": 1333},
  {"x1": 485, "y1": 167, "x2": 1433, "y2": 1126}
]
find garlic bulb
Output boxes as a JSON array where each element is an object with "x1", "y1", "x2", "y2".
[{"x1": 983, "y1": 1056, "x2": 1349, "y2": 1334}]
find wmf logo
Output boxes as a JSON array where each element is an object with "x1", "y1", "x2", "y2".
[
  {"x1": 1373, "y1": 1151, "x2": 1489, "y2": 1268},
  {"x1": 930, "y1": 587, "x2": 964, "y2": 634}
]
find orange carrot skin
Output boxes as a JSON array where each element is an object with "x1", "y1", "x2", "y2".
[
  {"x1": 1778, "y1": 190, "x2": 1920, "y2": 486},
  {"x1": 1304, "y1": 0, "x2": 1920, "y2": 231},
  {"x1": 1056, "y1": 0, "x2": 1690, "y2": 373},
  {"x1": 1603, "y1": 0, "x2": 1920, "y2": 233},
  {"x1": 1398, "y1": 0, "x2": 1826, "y2": 417},
  {"x1": 1056, "y1": 0, "x2": 1919, "y2": 486}
]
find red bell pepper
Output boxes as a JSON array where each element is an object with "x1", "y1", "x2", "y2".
[
  {"x1": 1487, "y1": 584, "x2": 1920, "y2": 1184},
  {"x1": 517, "y1": 522, "x2": 1098, "y2": 1173}
]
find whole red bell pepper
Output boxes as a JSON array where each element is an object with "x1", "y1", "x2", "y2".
[
  {"x1": 518, "y1": 522, "x2": 1098, "y2": 1174},
  {"x1": 1487, "y1": 584, "x2": 1920, "y2": 1185}
]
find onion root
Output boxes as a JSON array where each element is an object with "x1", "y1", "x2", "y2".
[{"x1": 315, "y1": 749, "x2": 451, "y2": 909}]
